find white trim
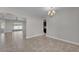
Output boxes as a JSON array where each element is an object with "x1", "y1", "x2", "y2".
[
  {"x1": 46, "y1": 34, "x2": 79, "y2": 46},
  {"x1": 26, "y1": 34, "x2": 43, "y2": 39}
]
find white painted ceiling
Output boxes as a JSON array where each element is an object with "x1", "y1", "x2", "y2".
[
  {"x1": 0, "y1": 7, "x2": 79, "y2": 18},
  {"x1": 0, "y1": 7, "x2": 50, "y2": 18},
  {"x1": 10, "y1": 7, "x2": 52, "y2": 17},
  {"x1": 0, "y1": 7, "x2": 62, "y2": 18}
]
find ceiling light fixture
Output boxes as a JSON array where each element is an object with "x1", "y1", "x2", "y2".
[{"x1": 48, "y1": 7, "x2": 56, "y2": 16}]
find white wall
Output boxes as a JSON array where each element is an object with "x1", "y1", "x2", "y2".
[
  {"x1": 8, "y1": 8, "x2": 43, "y2": 38},
  {"x1": 47, "y1": 7, "x2": 79, "y2": 43},
  {"x1": 0, "y1": 8, "x2": 43, "y2": 38},
  {"x1": 26, "y1": 16, "x2": 43, "y2": 38}
]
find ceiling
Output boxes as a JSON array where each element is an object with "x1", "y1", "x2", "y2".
[
  {"x1": 0, "y1": 7, "x2": 50, "y2": 18},
  {"x1": 11, "y1": 7, "x2": 51, "y2": 17},
  {"x1": 0, "y1": 7, "x2": 79, "y2": 18}
]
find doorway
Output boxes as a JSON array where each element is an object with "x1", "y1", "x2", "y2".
[
  {"x1": 43, "y1": 19, "x2": 47, "y2": 35},
  {"x1": 12, "y1": 22, "x2": 23, "y2": 40}
]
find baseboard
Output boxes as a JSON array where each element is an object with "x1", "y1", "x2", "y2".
[
  {"x1": 26, "y1": 34, "x2": 43, "y2": 39},
  {"x1": 46, "y1": 34, "x2": 79, "y2": 46}
]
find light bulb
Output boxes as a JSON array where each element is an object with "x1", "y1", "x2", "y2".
[
  {"x1": 48, "y1": 10, "x2": 51, "y2": 15},
  {"x1": 53, "y1": 10, "x2": 56, "y2": 14},
  {"x1": 50, "y1": 12, "x2": 53, "y2": 16}
]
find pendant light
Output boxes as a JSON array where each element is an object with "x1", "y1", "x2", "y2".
[{"x1": 48, "y1": 7, "x2": 56, "y2": 16}]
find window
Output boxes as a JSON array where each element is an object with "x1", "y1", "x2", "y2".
[
  {"x1": 13, "y1": 23, "x2": 23, "y2": 30},
  {"x1": 14, "y1": 25, "x2": 22, "y2": 30},
  {"x1": 1, "y1": 23, "x2": 5, "y2": 29}
]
